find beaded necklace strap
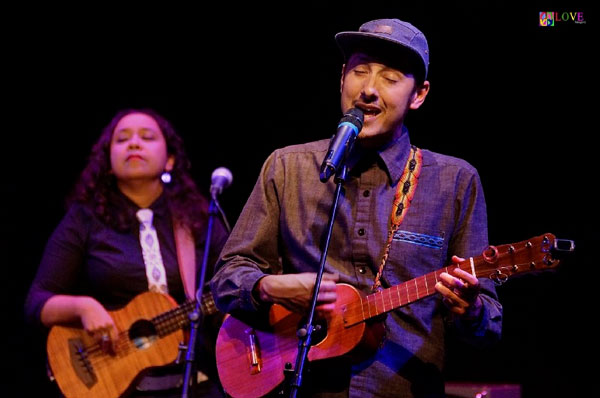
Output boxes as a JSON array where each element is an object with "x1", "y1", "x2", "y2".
[{"x1": 372, "y1": 145, "x2": 423, "y2": 291}]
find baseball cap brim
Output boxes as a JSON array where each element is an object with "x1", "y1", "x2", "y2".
[{"x1": 335, "y1": 31, "x2": 428, "y2": 81}]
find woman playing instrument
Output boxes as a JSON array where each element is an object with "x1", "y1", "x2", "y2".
[{"x1": 25, "y1": 109, "x2": 228, "y2": 397}]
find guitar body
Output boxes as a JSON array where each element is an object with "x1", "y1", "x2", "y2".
[
  {"x1": 215, "y1": 233, "x2": 571, "y2": 398},
  {"x1": 216, "y1": 283, "x2": 384, "y2": 398},
  {"x1": 47, "y1": 292, "x2": 184, "y2": 398}
]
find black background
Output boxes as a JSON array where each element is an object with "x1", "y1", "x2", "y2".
[{"x1": 4, "y1": 2, "x2": 591, "y2": 397}]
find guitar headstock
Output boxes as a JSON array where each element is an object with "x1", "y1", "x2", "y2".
[{"x1": 471, "y1": 233, "x2": 574, "y2": 285}]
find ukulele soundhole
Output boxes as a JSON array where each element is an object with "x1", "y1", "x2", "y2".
[
  {"x1": 129, "y1": 320, "x2": 158, "y2": 350},
  {"x1": 297, "y1": 317, "x2": 328, "y2": 345}
]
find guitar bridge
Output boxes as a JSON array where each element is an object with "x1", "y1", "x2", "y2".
[{"x1": 68, "y1": 338, "x2": 97, "y2": 388}]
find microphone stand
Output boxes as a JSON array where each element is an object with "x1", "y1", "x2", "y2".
[
  {"x1": 181, "y1": 196, "x2": 219, "y2": 398},
  {"x1": 288, "y1": 165, "x2": 348, "y2": 398}
]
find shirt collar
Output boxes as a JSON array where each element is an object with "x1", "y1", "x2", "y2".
[
  {"x1": 118, "y1": 189, "x2": 169, "y2": 219},
  {"x1": 148, "y1": 191, "x2": 169, "y2": 218},
  {"x1": 377, "y1": 126, "x2": 412, "y2": 184},
  {"x1": 349, "y1": 125, "x2": 413, "y2": 185}
]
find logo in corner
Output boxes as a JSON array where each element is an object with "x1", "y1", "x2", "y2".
[{"x1": 539, "y1": 11, "x2": 586, "y2": 27}]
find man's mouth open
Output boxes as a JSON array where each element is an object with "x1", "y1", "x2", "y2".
[{"x1": 356, "y1": 104, "x2": 381, "y2": 121}]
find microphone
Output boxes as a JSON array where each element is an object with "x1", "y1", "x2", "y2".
[
  {"x1": 319, "y1": 108, "x2": 364, "y2": 183},
  {"x1": 210, "y1": 167, "x2": 233, "y2": 199}
]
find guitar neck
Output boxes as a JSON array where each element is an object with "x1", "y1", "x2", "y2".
[
  {"x1": 152, "y1": 292, "x2": 217, "y2": 337},
  {"x1": 348, "y1": 234, "x2": 559, "y2": 324},
  {"x1": 359, "y1": 265, "x2": 458, "y2": 321}
]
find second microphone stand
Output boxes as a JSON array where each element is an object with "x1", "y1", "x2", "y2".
[{"x1": 180, "y1": 197, "x2": 219, "y2": 398}]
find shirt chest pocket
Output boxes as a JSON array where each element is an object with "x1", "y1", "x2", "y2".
[{"x1": 382, "y1": 230, "x2": 446, "y2": 287}]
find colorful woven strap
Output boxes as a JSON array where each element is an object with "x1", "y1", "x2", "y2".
[{"x1": 372, "y1": 145, "x2": 422, "y2": 291}]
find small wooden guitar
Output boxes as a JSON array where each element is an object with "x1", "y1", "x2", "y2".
[
  {"x1": 46, "y1": 291, "x2": 217, "y2": 398},
  {"x1": 215, "y1": 233, "x2": 573, "y2": 398}
]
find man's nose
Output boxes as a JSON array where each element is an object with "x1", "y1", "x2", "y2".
[{"x1": 361, "y1": 76, "x2": 379, "y2": 101}]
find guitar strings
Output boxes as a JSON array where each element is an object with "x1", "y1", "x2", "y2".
[
  {"x1": 356, "y1": 257, "x2": 539, "y2": 321},
  {"x1": 80, "y1": 302, "x2": 198, "y2": 370},
  {"x1": 84, "y1": 329, "x2": 181, "y2": 371},
  {"x1": 54, "y1": 292, "x2": 232, "y2": 379},
  {"x1": 85, "y1": 309, "x2": 198, "y2": 370}
]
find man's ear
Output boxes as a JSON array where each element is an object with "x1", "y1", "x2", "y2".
[{"x1": 409, "y1": 80, "x2": 430, "y2": 110}]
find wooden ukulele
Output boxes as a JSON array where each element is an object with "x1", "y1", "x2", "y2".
[
  {"x1": 46, "y1": 291, "x2": 217, "y2": 398},
  {"x1": 215, "y1": 233, "x2": 573, "y2": 398}
]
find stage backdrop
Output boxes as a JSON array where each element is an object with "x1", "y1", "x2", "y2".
[{"x1": 5, "y1": 3, "x2": 589, "y2": 397}]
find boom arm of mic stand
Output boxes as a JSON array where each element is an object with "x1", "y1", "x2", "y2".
[
  {"x1": 181, "y1": 199, "x2": 218, "y2": 398},
  {"x1": 288, "y1": 165, "x2": 347, "y2": 398}
]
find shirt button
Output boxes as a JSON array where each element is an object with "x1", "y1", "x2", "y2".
[
  {"x1": 363, "y1": 190, "x2": 370, "y2": 197},
  {"x1": 358, "y1": 266, "x2": 367, "y2": 274},
  {"x1": 358, "y1": 228, "x2": 365, "y2": 236}
]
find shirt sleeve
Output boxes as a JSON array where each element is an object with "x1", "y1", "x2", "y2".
[
  {"x1": 446, "y1": 167, "x2": 503, "y2": 347},
  {"x1": 23, "y1": 204, "x2": 90, "y2": 328},
  {"x1": 210, "y1": 150, "x2": 283, "y2": 318}
]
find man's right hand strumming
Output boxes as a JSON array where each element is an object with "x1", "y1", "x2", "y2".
[{"x1": 255, "y1": 272, "x2": 339, "y2": 314}]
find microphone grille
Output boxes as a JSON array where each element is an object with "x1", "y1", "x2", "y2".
[
  {"x1": 341, "y1": 108, "x2": 364, "y2": 130},
  {"x1": 211, "y1": 167, "x2": 233, "y2": 187}
]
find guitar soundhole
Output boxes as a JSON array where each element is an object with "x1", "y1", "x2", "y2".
[
  {"x1": 297, "y1": 317, "x2": 328, "y2": 346},
  {"x1": 129, "y1": 320, "x2": 158, "y2": 350}
]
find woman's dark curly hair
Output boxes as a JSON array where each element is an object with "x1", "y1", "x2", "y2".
[{"x1": 68, "y1": 108, "x2": 209, "y2": 239}]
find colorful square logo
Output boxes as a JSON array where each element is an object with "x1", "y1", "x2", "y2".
[{"x1": 539, "y1": 12, "x2": 554, "y2": 26}]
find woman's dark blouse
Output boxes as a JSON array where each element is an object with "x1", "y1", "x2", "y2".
[{"x1": 25, "y1": 192, "x2": 229, "y2": 327}]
